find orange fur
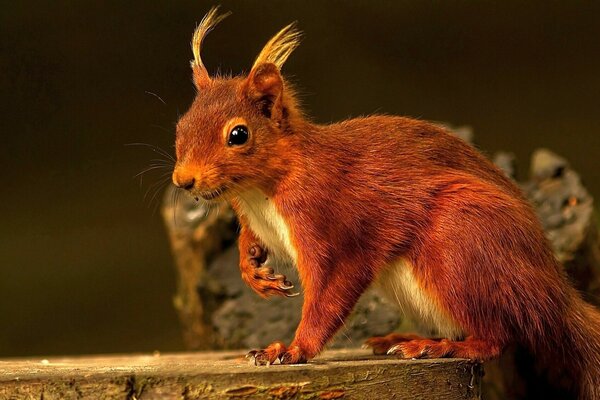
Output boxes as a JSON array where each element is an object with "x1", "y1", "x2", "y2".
[{"x1": 172, "y1": 9, "x2": 600, "y2": 399}]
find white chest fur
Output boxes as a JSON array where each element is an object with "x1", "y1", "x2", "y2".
[
  {"x1": 376, "y1": 258, "x2": 464, "y2": 339},
  {"x1": 236, "y1": 190, "x2": 298, "y2": 266}
]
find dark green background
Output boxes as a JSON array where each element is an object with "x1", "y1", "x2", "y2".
[{"x1": 1, "y1": 1, "x2": 598, "y2": 357}]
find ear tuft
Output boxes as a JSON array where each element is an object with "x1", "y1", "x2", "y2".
[
  {"x1": 191, "y1": 6, "x2": 231, "y2": 71},
  {"x1": 252, "y1": 23, "x2": 301, "y2": 71},
  {"x1": 190, "y1": 6, "x2": 231, "y2": 89}
]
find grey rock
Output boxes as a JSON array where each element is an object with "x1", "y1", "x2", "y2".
[{"x1": 493, "y1": 151, "x2": 517, "y2": 178}]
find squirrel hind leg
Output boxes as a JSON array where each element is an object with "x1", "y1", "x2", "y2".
[{"x1": 387, "y1": 336, "x2": 502, "y2": 361}]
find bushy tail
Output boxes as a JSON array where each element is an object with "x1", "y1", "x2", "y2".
[
  {"x1": 558, "y1": 299, "x2": 600, "y2": 400},
  {"x1": 574, "y1": 301, "x2": 600, "y2": 400}
]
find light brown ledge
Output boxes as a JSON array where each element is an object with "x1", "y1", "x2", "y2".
[{"x1": 0, "y1": 349, "x2": 482, "y2": 399}]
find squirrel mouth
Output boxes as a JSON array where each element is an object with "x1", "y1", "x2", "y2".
[{"x1": 198, "y1": 186, "x2": 227, "y2": 201}]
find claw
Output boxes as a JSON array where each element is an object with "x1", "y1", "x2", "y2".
[
  {"x1": 246, "y1": 350, "x2": 258, "y2": 359},
  {"x1": 278, "y1": 282, "x2": 294, "y2": 290},
  {"x1": 246, "y1": 351, "x2": 258, "y2": 365},
  {"x1": 285, "y1": 291, "x2": 300, "y2": 297},
  {"x1": 255, "y1": 268, "x2": 275, "y2": 280},
  {"x1": 256, "y1": 266, "x2": 274, "y2": 275},
  {"x1": 387, "y1": 345, "x2": 401, "y2": 355},
  {"x1": 247, "y1": 350, "x2": 268, "y2": 366}
]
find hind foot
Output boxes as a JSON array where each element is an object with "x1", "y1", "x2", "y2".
[
  {"x1": 386, "y1": 336, "x2": 502, "y2": 361},
  {"x1": 363, "y1": 333, "x2": 436, "y2": 355}
]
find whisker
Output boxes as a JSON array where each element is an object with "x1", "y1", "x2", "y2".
[
  {"x1": 144, "y1": 175, "x2": 171, "y2": 202},
  {"x1": 147, "y1": 163, "x2": 172, "y2": 169},
  {"x1": 144, "y1": 90, "x2": 167, "y2": 105},
  {"x1": 215, "y1": 200, "x2": 221, "y2": 219},
  {"x1": 148, "y1": 178, "x2": 172, "y2": 213},
  {"x1": 149, "y1": 124, "x2": 173, "y2": 135},
  {"x1": 128, "y1": 140, "x2": 179, "y2": 218},
  {"x1": 151, "y1": 185, "x2": 168, "y2": 215},
  {"x1": 125, "y1": 142, "x2": 176, "y2": 162},
  {"x1": 149, "y1": 158, "x2": 174, "y2": 166},
  {"x1": 172, "y1": 186, "x2": 180, "y2": 227},
  {"x1": 134, "y1": 165, "x2": 171, "y2": 179}
]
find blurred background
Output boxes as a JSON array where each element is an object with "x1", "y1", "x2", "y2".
[{"x1": 0, "y1": 0, "x2": 599, "y2": 357}]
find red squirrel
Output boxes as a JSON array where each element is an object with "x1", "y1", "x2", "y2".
[{"x1": 171, "y1": 8, "x2": 600, "y2": 398}]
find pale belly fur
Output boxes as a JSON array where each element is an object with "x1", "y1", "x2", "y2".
[
  {"x1": 375, "y1": 259, "x2": 465, "y2": 339},
  {"x1": 236, "y1": 189, "x2": 463, "y2": 338},
  {"x1": 235, "y1": 189, "x2": 298, "y2": 266}
]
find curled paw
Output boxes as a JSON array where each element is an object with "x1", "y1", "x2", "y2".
[{"x1": 245, "y1": 243, "x2": 299, "y2": 298}]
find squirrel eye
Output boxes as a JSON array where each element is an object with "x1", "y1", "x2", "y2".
[{"x1": 227, "y1": 125, "x2": 249, "y2": 146}]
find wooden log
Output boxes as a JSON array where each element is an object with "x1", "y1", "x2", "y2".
[
  {"x1": 0, "y1": 349, "x2": 482, "y2": 399},
  {"x1": 161, "y1": 200, "x2": 238, "y2": 350}
]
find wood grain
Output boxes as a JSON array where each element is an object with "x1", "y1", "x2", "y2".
[{"x1": 0, "y1": 349, "x2": 481, "y2": 399}]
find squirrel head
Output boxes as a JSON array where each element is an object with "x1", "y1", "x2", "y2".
[{"x1": 173, "y1": 7, "x2": 302, "y2": 201}]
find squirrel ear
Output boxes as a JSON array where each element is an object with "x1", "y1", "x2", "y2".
[
  {"x1": 244, "y1": 63, "x2": 284, "y2": 119},
  {"x1": 243, "y1": 23, "x2": 300, "y2": 121},
  {"x1": 193, "y1": 68, "x2": 211, "y2": 90}
]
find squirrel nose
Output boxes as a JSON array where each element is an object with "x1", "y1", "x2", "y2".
[
  {"x1": 180, "y1": 177, "x2": 195, "y2": 191},
  {"x1": 173, "y1": 170, "x2": 196, "y2": 191}
]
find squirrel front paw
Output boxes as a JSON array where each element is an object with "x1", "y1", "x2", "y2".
[
  {"x1": 246, "y1": 342, "x2": 308, "y2": 365},
  {"x1": 241, "y1": 244, "x2": 299, "y2": 298}
]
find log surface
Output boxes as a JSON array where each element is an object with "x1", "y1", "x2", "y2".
[{"x1": 0, "y1": 349, "x2": 482, "y2": 399}]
